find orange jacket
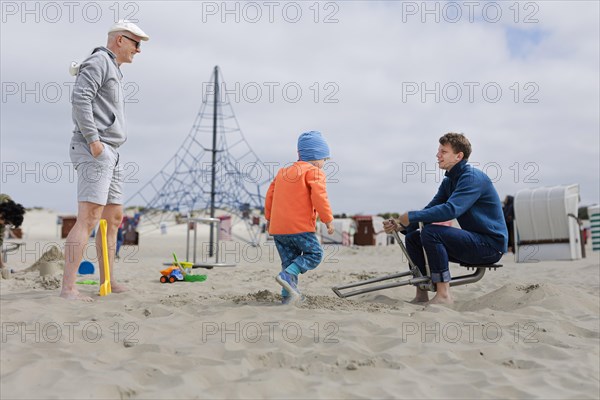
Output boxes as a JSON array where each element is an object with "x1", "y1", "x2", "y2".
[{"x1": 265, "y1": 161, "x2": 334, "y2": 235}]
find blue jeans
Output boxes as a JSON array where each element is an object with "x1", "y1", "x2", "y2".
[
  {"x1": 274, "y1": 232, "x2": 323, "y2": 296},
  {"x1": 405, "y1": 225, "x2": 503, "y2": 283}
]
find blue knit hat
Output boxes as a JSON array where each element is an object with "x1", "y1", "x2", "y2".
[{"x1": 297, "y1": 131, "x2": 330, "y2": 161}]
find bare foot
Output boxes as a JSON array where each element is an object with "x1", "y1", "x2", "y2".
[
  {"x1": 60, "y1": 290, "x2": 94, "y2": 302},
  {"x1": 110, "y1": 282, "x2": 129, "y2": 293},
  {"x1": 427, "y1": 294, "x2": 454, "y2": 305},
  {"x1": 409, "y1": 288, "x2": 430, "y2": 304},
  {"x1": 408, "y1": 295, "x2": 429, "y2": 304}
]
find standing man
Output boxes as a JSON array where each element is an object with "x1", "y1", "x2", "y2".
[
  {"x1": 60, "y1": 21, "x2": 150, "y2": 301},
  {"x1": 383, "y1": 133, "x2": 507, "y2": 304}
]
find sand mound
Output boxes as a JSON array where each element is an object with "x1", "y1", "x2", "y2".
[
  {"x1": 299, "y1": 295, "x2": 404, "y2": 312},
  {"x1": 222, "y1": 290, "x2": 406, "y2": 313},
  {"x1": 227, "y1": 289, "x2": 282, "y2": 304},
  {"x1": 36, "y1": 275, "x2": 62, "y2": 290},
  {"x1": 456, "y1": 282, "x2": 600, "y2": 314},
  {"x1": 23, "y1": 245, "x2": 65, "y2": 275}
]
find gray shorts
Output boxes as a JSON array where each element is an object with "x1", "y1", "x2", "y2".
[{"x1": 69, "y1": 140, "x2": 123, "y2": 205}]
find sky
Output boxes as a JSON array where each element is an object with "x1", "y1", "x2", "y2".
[{"x1": 1, "y1": 0, "x2": 599, "y2": 215}]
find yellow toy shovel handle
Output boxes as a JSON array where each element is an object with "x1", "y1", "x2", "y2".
[
  {"x1": 99, "y1": 219, "x2": 112, "y2": 296},
  {"x1": 172, "y1": 252, "x2": 187, "y2": 277}
]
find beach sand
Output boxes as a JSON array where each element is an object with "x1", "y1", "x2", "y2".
[{"x1": 1, "y1": 210, "x2": 599, "y2": 399}]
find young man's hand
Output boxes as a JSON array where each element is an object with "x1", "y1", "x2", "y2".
[
  {"x1": 383, "y1": 213, "x2": 410, "y2": 234},
  {"x1": 383, "y1": 219, "x2": 400, "y2": 233}
]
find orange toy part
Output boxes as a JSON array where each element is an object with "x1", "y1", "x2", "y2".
[{"x1": 160, "y1": 266, "x2": 178, "y2": 276}]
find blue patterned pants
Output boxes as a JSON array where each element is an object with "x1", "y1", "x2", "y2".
[{"x1": 273, "y1": 232, "x2": 323, "y2": 296}]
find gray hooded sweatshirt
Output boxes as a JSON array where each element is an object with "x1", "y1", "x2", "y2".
[{"x1": 71, "y1": 47, "x2": 126, "y2": 148}]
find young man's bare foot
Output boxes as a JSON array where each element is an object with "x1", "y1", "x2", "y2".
[
  {"x1": 427, "y1": 294, "x2": 454, "y2": 305},
  {"x1": 110, "y1": 282, "x2": 128, "y2": 293},
  {"x1": 408, "y1": 288, "x2": 429, "y2": 304},
  {"x1": 408, "y1": 295, "x2": 429, "y2": 304},
  {"x1": 60, "y1": 290, "x2": 94, "y2": 302}
]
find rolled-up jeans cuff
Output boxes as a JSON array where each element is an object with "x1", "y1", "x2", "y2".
[{"x1": 431, "y1": 271, "x2": 451, "y2": 283}]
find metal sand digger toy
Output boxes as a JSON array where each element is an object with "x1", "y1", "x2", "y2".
[{"x1": 332, "y1": 229, "x2": 503, "y2": 299}]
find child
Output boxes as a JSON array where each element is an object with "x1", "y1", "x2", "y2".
[{"x1": 265, "y1": 131, "x2": 335, "y2": 305}]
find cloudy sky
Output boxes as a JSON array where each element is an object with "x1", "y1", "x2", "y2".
[{"x1": 1, "y1": 0, "x2": 599, "y2": 215}]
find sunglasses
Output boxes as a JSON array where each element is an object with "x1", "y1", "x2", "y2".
[{"x1": 121, "y1": 34, "x2": 141, "y2": 50}]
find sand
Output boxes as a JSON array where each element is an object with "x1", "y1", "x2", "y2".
[{"x1": 1, "y1": 210, "x2": 599, "y2": 399}]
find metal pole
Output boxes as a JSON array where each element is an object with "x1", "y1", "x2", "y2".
[
  {"x1": 193, "y1": 221, "x2": 198, "y2": 264},
  {"x1": 186, "y1": 217, "x2": 190, "y2": 261},
  {"x1": 209, "y1": 66, "x2": 219, "y2": 257},
  {"x1": 215, "y1": 220, "x2": 220, "y2": 264}
]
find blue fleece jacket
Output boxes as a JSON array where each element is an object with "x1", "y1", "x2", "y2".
[{"x1": 407, "y1": 160, "x2": 508, "y2": 252}]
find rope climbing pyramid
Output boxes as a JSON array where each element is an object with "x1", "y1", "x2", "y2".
[{"x1": 126, "y1": 66, "x2": 271, "y2": 245}]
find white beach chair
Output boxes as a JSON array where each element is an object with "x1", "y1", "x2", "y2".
[{"x1": 513, "y1": 184, "x2": 583, "y2": 262}]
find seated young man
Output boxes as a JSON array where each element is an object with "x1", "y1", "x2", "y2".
[{"x1": 383, "y1": 133, "x2": 508, "y2": 304}]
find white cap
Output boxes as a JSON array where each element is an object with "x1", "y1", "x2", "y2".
[{"x1": 108, "y1": 20, "x2": 150, "y2": 41}]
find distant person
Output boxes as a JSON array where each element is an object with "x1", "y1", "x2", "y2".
[
  {"x1": 61, "y1": 21, "x2": 150, "y2": 301},
  {"x1": 265, "y1": 131, "x2": 335, "y2": 305},
  {"x1": 503, "y1": 195, "x2": 515, "y2": 253},
  {"x1": 383, "y1": 133, "x2": 508, "y2": 304},
  {"x1": 0, "y1": 194, "x2": 26, "y2": 276},
  {"x1": 116, "y1": 217, "x2": 125, "y2": 259}
]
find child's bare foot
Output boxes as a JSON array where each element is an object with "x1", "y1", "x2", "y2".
[{"x1": 60, "y1": 290, "x2": 94, "y2": 302}]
